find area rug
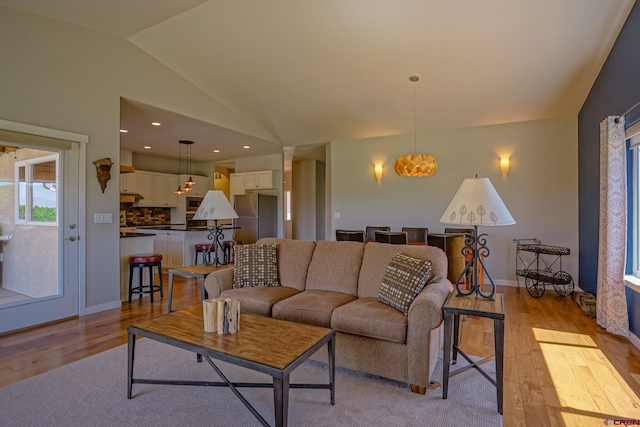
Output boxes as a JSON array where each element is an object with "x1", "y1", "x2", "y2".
[{"x1": 0, "y1": 338, "x2": 502, "y2": 427}]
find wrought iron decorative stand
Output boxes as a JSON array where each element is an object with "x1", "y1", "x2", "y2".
[
  {"x1": 514, "y1": 238, "x2": 574, "y2": 298},
  {"x1": 454, "y1": 225, "x2": 496, "y2": 301}
]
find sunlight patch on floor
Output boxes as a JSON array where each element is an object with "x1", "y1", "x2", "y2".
[{"x1": 533, "y1": 327, "x2": 640, "y2": 423}]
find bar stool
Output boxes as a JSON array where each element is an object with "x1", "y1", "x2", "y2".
[
  {"x1": 128, "y1": 253, "x2": 163, "y2": 303},
  {"x1": 194, "y1": 243, "x2": 214, "y2": 265},
  {"x1": 222, "y1": 240, "x2": 243, "y2": 264}
]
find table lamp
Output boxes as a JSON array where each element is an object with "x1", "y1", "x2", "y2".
[
  {"x1": 192, "y1": 190, "x2": 239, "y2": 266},
  {"x1": 440, "y1": 177, "x2": 515, "y2": 300}
]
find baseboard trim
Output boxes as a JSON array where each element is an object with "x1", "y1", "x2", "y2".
[
  {"x1": 629, "y1": 331, "x2": 640, "y2": 351},
  {"x1": 80, "y1": 300, "x2": 121, "y2": 316}
]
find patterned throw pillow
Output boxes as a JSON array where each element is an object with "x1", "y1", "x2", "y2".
[
  {"x1": 378, "y1": 253, "x2": 432, "y2": 315},
  {"x1": 233, "y1": 243, "x2": 280, "y2": 288}
]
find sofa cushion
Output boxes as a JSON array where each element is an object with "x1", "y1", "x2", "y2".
[
  {"x1": 256, "y1": 238, "x2": 315, "y2": 291},
  {"x1": 378, "y1": 253, "x2": 432, "y2": 315},
  {"x1": 331, "y1": 298, "x2": 408, "y2": 344},
  {"x1": 220, "y1": 286, "x2": 300, "y2": 317},
  {"x1": 305, "y1": 241, "x2": 364, "y2": 296},
  {"x1": 272, "y1": 290, "x2": 356, "y2": 328},
  {"x1": 233, "y1": 243, "x2": 279, "y2": 288},
  {"x1": 358, "y1": 242, "x2": 447, "y2": 298}
]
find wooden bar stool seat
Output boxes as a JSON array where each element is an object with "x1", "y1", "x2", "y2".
[
  {"x1": 128, "y1": 253, "x2": 163, "y2": 303},
  {"x1": 222, "y1": 240, "x2": 242, "y2": 264},
  {"x1": 194, "y1": 243, "x2": 214, "y2": 265}
]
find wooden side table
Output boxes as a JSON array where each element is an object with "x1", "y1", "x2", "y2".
[
  {"x1": 167, "y1": 264, "x2": 228, "y2": 312},
  {"x1": 442, "y1": 292, "x2": 505, "y2": 414}
]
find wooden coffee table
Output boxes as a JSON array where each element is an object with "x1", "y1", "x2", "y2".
[{"x1": 127, "y1": 305, "x2": 336, "y2": 427}]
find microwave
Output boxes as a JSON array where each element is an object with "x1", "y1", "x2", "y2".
[{"x1": 185, "y1": 196, "x2": 203, "y2": 212}]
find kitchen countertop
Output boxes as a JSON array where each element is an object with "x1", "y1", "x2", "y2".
[
  {"x1": 120, "y1": 232, "x2": 156, "y2": 238},
  {"x1": 125, "y1": 225, "x2": 210, "y2": 232}
]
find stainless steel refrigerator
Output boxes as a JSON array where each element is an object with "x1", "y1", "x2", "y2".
[{"x1": 233, "y1": 194, "x2": 278, "y2": 244}]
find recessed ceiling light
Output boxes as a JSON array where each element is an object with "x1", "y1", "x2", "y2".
[
  {"x1": 243, "y1": 145, "x2": 250, "y2": 149},
  {"x1": 143, "y1": 146, "x2": 151, "y2": 150},
  {"x1": 119, "y1": 129, "x2": 128, "y2": 133},
  {"x1": 151, "y1": 122, "x2": 161, "y2": 126},
  {"x1": 213, "y1": 149, "x2": 220, "y2": 153}
]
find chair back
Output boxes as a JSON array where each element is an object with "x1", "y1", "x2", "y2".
[
  {"x1": 374, "y1": 230, "x2": 408, "y2": 245},
  {"x1": 336, "y1": 229, "x2": 365, "y2": 242},
  {"x1": 401, "y1": 227, "x2": 429, "y2": 244},
  {"x1": 365, "y1": 226, "x2": 390, "y2": 242},
  {"x1": 444, "y1": 227, "x2": 474, "y2": 236}
]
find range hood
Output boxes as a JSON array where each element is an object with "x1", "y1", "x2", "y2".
[{"x1": 120, "y1": 193, "x2": 143, "y2": 203}]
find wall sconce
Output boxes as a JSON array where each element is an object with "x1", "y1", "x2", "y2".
[
  {"x1": 499, "y1": 156, "x2": 510, "y2": 177},
  {"x1": 374, "y1": 164, "x2": 383, "y2": 182}
]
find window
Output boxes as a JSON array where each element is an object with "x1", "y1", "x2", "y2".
[{"x1": 14, "y1": 153, "x2": 59, "y2": 226}]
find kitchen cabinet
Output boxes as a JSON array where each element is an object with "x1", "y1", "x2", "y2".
[
  {"x1": 153, "y1": 173, "x2": 178, "y2": 207},
  {"x1": 152, "y1": 231, "x2": 184, "y2": 269},
  {"x1": 120, "y1": 171, "x2": 138, "y2": 194},
  {"x1": 136, "y1": 171, "x2": 155, "y2": 207},
  {"x1": 135, "y1": 171, "x2": 178, "y2": 207},
  {"x1": 179, "y1": 174, "x2": 210, "y2": 196},
  {"x1": 230, "y1": 170, "x2": 277, "y2": 195}
]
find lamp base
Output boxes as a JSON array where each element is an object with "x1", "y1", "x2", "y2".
[
  {"x1": 204, "y1": 220, "x2": 227, "y2": 267},
  {"x1": 454, "y1": 226, "x2": 496, "y2": 301}
]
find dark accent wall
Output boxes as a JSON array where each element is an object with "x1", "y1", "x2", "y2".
[{"x1": 578, "y1": 2, "x2": 640, "y2": 296}]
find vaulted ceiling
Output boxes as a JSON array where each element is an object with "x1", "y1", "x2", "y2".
[{"x1": 0, "y1": 0, "x2": 635, "y2": 160}]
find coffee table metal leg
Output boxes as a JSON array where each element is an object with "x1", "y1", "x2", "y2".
[
  {"x1": 328, "y1": 336, "x2": 335, "y2": 405},
  {"x1": 273, "y1": 375, "x2": 290, "y2": 427},
  {"x1": 168, "y1": 271, "x2": 174, "y2": 312},
  {"x1": 127, "y1": 332, "x2": 136, "y2": 399}
]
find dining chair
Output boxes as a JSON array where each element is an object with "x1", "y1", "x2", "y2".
[
  {"x1": 365, "y1": 226, "x2": 390, "y2": 242},
  {"x1": 336, "y1": 229, "x2": 365, "y2": 242},
  {"x1": 401, "y1": 227, "x2": 429, "y2": 245},
  {"x1": 374, "y1": 230, "x2": 408, "y2": 245}
]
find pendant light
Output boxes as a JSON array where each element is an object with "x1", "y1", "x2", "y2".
[
  {"x1": 183, "y1": 140, "x2": 196, "y2": 190},
  {"x1": 393, "y1": 75, "x2": 438, "y2": 177},
  {"x1": 175, "y1": 140, "x2": 185, "y2": 195},
  {"x1": 179, "y1": 140, "x2": 194, "y2": 192}
]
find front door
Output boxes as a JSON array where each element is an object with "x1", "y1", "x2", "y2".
[{"x1": 0, "y1": 126, "x2": 83, "y2": 334}]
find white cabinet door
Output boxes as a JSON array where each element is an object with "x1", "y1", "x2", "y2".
[
  {"x1": 165, "y1": 174, "x2": 178, "y2": 207},
  {"x1": 256, "y1": 170, "x2": 274, "y2": 189},
  {"x1": 154, "y1": 173, "x2": 168, "y2": 206},
  {"x1": 153, "y1": 233, "x2": 169, "y2": 265},
  {"x1": 136, "y1": 171, "x2": 155, "y2": 206},
  {"x1": 230, "y1": 173, "x2": 245, "y2": 197},
  {"x1": 120, "y1": 172, "x2": 138, "y2": 193},
  {"x1": 168, "y1": 232, "x2": 185, "y2": 267},
  {"x1": 243, "y1": 172, "x2": 258, "y2": 189}
]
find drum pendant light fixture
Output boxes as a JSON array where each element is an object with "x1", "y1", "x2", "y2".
[{"x1": 394, "y1": 75, "x2": 437, "y2": 177}]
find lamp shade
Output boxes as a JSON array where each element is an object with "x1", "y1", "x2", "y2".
[
  {"x1": 192, "y1": 190, "x2": 239, "y2": 220},
  {"x1": 440, "y1": 177, "x2": 515, "y2": 226}
]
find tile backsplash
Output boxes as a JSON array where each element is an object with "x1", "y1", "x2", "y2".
[{"x1": 120, "y1": 205, "x2": 172, "y2": 226}]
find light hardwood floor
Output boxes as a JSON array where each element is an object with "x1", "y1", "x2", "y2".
[{"x1": 1, "y1": 281, "x2": 639, "y2": 426}]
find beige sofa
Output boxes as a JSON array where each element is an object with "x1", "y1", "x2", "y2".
[{"x1": 203, "y1": 238, "x2": 452, "y2": 393}]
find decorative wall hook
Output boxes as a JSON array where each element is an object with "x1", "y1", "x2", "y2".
[{"x1": 93, "y1": 157, "x2": 114, "y2": 193}]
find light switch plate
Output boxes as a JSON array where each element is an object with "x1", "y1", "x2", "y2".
[
  {"x1": 94, "y1": 213, "x2": 113, "y2": 223},
  {"x1": 333, "y1": 212, "x2": 341, "y2": 219}
]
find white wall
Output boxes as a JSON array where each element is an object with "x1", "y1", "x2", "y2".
[
  {"x1": 330, "y1": 117, "x2": 579, "y2": 285},
  {"x1": 0, "y1": 7, "x2": 273, "y2": 310}
]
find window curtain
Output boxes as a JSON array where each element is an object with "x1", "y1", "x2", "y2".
[{"x1": 597, "y1": 116, "x2": 629, "y2": 337}]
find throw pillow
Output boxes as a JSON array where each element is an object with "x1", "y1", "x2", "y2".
[
  {"x1": 378, "y1": 253, "x2": 432, "y2": 315},
  {"x1": 233, "y1": 243, "x2": 280, "y2": 288}
]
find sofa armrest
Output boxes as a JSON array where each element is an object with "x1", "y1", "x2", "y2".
[
  {"x1": 204, "y1": 268, "x2": 234, "y2": 299},
  {"x1": 406, "y1": 279, "x2": 453, "y2": 386}
]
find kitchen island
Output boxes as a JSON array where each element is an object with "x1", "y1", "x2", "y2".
[
  {"x1": 133, "y1": 226, "x2": 233, "y2": 269},
  {"x1": 119, "y1": 232, "x2": 155, "y2": 302}
]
